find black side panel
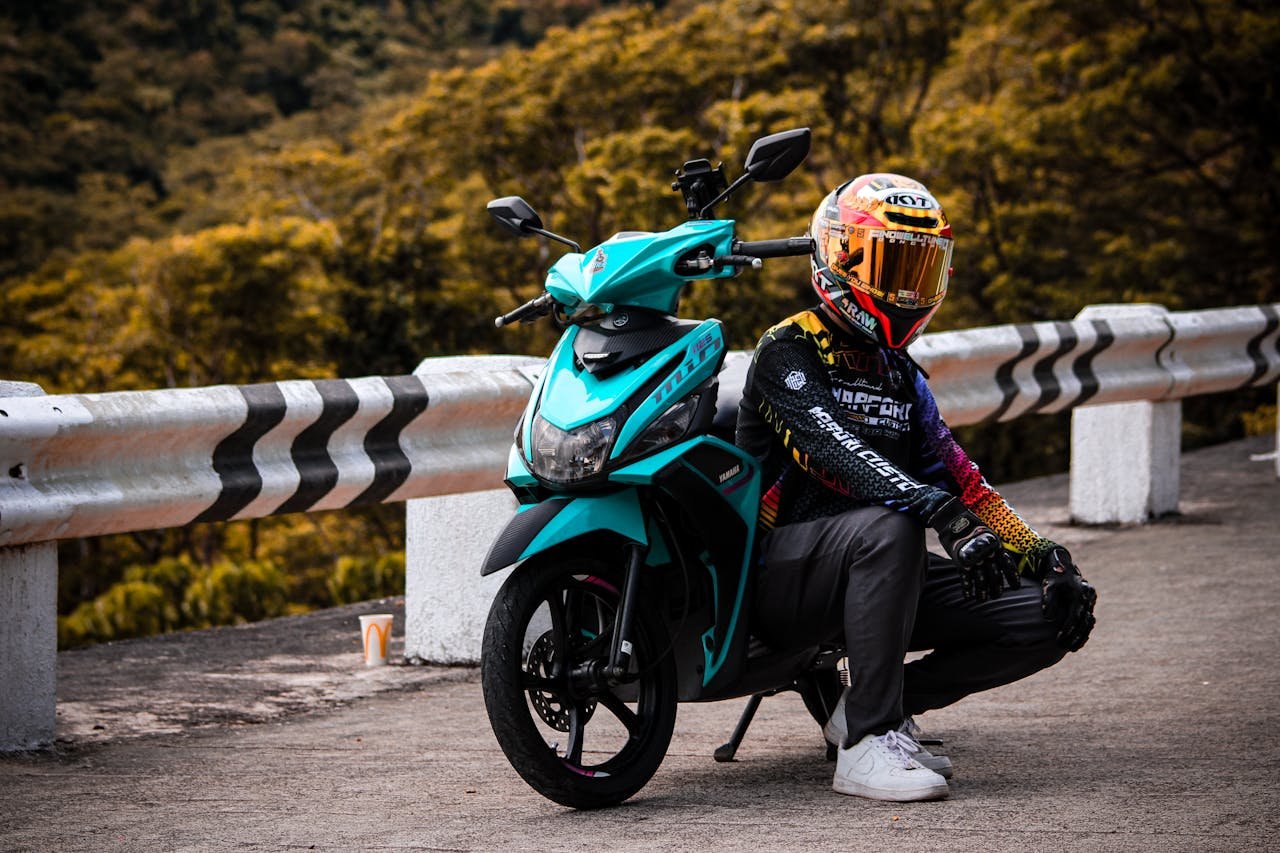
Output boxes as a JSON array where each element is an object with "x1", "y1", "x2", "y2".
[
  {"x1": 481, "y1": 498, "x2": 570, "y2": 575},
  {"x1": 683, "y1": 443, "x2": 749, "y2": 488},
  {"x1": 573, "y1": 309, "x2": 703, "y2": 377},
  {"x1": 654, "y1": 456, "x2": 753, "y2": 696}
]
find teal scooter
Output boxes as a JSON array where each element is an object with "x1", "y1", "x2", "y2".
[{"x1": 480, "y1": 128, "x2": 841, "y2": 809}]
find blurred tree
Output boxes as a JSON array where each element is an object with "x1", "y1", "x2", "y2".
[
  {"x1": 327, "y1": 552, "x2": 406, "y2": 605},
  {"x1": 9, "y1": 0, "x2": 1277, "y2": 646},
  {"x1": 181, "y1": 557, "x2": 290, "y2": 628},
  {"x1": 59, "y1": 580, "x2": 177, "y2": 647},
  {"x1": 0, "y1": 0, "x2": 654, "y2": 282},
  {"x1": 8, "y1": 217, "x2": 343, "y2": 391}
]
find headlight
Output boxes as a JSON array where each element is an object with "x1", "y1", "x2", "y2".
[
  {"x1": 628, "y1": 395, "x2": 700, "y2": 458},
  {"x1": 529, "y1": 414, "x2": 617, "y2": 483}
]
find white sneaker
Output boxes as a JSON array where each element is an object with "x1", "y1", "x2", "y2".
[
  {"x1": 833, "y1": 729, "x2": 950, "y2": 801},
  {"x1": 823, "y1": 690, "x2": 954, "y2": 779}
]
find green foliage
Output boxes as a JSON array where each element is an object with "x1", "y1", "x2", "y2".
[
  {"x1": 327, "y1": 552, "x2": 406, "y2": 605},
  {"x1": 181, "y1": 558, "x2": 290, "y2": 629},
  {"x1": 1241, "y1": 404, "x2": 1277, "y2": 438},
  {"x1": 15, "y1": 0, "x2": 1280, "y2": 645},
  {"x1": 59, "y1": 580, "x2": 178, "y2": 648},
  {"x1": 0, "y1": 0, "x2": 654, "y2": 282},
  {"x1": 123, "y1": 555, "x2": 198, "y2": 600},
  {"x1": 8, "y1": 217, "x2": 344, "y2": 390}
]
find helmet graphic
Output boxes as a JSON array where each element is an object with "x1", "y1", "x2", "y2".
[{"x1": 809, "y1": 174, "x2": 953, "y2": 349}]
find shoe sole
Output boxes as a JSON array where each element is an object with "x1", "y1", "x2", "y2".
[{"x1": 833, "y1": 777, "x2": 950, "y2": 802}]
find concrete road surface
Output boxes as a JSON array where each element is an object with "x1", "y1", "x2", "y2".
[{"x1": 2, "y1": 436, "x2": 1278, "y2": 851}]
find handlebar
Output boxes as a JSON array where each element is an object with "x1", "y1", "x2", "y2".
[
  {"x1": 495, "y1": 291, "x2": 556, "y2": 328},
  {"x1": 709, "y1": 236, "x2": 814, "y2": 273},
  {"x1": 498, "y1": 236, "x2": 815, "y2": 327},
  {"x1": 715, "y1": 254, "x2": 763, "y2": 270},
  {"x1": 733, "y1": 236, "x2": 814, "y2": 259}
]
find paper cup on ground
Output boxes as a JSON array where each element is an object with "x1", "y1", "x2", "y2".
[{"x1": 359, "y1": 614, "x2": 394, "y2": 666}]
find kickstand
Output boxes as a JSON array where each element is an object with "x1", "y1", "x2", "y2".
[{"x1": 713, "y1": 694, "x2": 763, "y2": 762}]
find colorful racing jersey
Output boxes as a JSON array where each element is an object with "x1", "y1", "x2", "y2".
[{"x1": 735, "y1": 307, "x2": 1057, "y2": 574}]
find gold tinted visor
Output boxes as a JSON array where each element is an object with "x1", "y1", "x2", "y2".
[{"x1": 823, "y1": 228, "x2": 953, "y2": 308}]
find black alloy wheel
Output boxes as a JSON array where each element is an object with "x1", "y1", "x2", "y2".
[{"x1": 481, "y1": 556, "x2": 678, "y2": 809}]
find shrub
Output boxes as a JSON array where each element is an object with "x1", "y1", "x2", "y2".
[
  {"x1": 58, "y1": 580, "x2": 177, "y2": 648},
  {"x1": 326, "y1": 552, "x2": 406, "y2": 605},
  {"x1": 1242, "y1": 404, "x2": 1277, "y2": 437},
  {"x1": 123, "y1": 554, "x2": 197, "y2": 600},
  {"x1": 181, "y1": 558, "x2": 290, "y2": 628}
]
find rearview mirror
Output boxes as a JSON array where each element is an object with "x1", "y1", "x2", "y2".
[
  {"x1": 487, "y1": 196, "x2": 543, "y2": 237},
  {"x1": 744, "y1": 128, "x2": 811, "y2": 183}
]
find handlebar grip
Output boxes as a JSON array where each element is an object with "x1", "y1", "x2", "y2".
[
  {"x1": 715, "y1": 255, "x2": 764, "y2": 270},
  {"x1": 734, "y1": 237, "x2": 815, "y2": 258}
]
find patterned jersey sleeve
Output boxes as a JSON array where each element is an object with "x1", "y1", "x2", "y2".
[
  {"x1": 749, "y1": 337, "x2": 954, "y2": 522},
  {"x1": 911, "y1": 370, "x2": 1057, "y2": 574}
]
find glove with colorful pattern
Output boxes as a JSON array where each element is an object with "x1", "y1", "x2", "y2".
[{"x1": 931, "y1": 497, "x2": 1021, "y2": 602}]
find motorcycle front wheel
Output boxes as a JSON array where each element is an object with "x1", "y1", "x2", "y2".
[{"x1": 481, "y1": 555, "x2": 677, "y2": 809}]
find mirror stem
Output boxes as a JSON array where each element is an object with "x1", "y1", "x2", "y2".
[
  {"x1": 527, "y1": 227, "x2": 581, "y2": 254},
  {"x1": 697, "y1": 172, "x2": 751, "y2": 219}
]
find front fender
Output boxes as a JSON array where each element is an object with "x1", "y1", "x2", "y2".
[{"x1": 480, "y1": 489, "x2": 647, "y2": 576}]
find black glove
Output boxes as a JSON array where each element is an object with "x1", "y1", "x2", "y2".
[
  {"x1": 1037, "y1": 546, "x2": 1097, "y2": 652},
  {"x1": 931, "y1": 497, "x2": 1020, "y2": 602}
]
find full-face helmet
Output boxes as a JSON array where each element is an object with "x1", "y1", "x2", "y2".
[{"x1": 809, "y1": 174, "x2": 953, "y2": 349}]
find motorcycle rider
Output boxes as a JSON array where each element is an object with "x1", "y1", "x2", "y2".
[{"x1": 736, "y1": 174, "x2": 1097, "y2": 802}]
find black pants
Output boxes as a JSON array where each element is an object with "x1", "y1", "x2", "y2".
[{"x1": 754, "y1": 506, "x2": 1067, "y2": 744}]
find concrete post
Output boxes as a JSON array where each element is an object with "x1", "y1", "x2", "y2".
[
  {"x1": 1068, "y1": 306, "x2": 1181, "y2": 524},
  {"x1": 402, "y1": 356, "x2": 537, "y2": 665},
  {"x1": 404, "y1": 489, "x2": 517, "y2": 664},
  {"x1": 0, "y1": 381, "x2": 57, "y2": 751},
  {"x1": 1069, "y1": 400, "x2": 1181, "y2": 524}
]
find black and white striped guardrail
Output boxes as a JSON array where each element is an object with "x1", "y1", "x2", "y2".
[
  {"x1": 915, "y1": 304, "x2": 1280, "y2": 425},
  {"x1": 0, "y1": 357, "x2": 540, "y2": 547},
  {"x1": 1, "y1": 306, "x2": 1276, "y2": 548}
]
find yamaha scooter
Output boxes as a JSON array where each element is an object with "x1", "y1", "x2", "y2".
[{"x1": 480, "y1": 128, "x2": 843, "y2": 808}]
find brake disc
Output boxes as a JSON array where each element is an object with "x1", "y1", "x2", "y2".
[{"x1": 525, "y1": 631, "x2": 596, "y2": 732}]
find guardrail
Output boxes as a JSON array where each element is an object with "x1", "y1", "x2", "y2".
[
  {"x1": 0, "y1": 357, "x2": 540, "y2": 547},
  {"x1": 2, "y1": 304, "x2": 1278, "y2": 749}
]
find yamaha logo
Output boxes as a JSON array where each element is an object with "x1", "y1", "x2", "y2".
[{"x1": 613, "y1": 312, "x2": 630, "y2": 328}]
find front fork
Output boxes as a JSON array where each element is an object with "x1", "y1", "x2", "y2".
[
  {"x1": 569, "y1": 541, "x2": 647, "y2": 691},
  {"x1": 607, "y1": 542, "x2": 645, "y2": 679}
]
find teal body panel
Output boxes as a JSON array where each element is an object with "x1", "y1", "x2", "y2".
[
  {"x1": 499, "y1": 219, "x2": 768, "y2": 693},
  {"x1": 506, "y1": 433, "x2": 761, "y2": 688},
  {"x1": 505, "y1": 444, "x2": 536, "y2": 489},
  {"x1": 620, "y1": 435, "x2": 761, "y2": 684},
  {"x1": 609, "y1": 321, "x2": 724, "y2": 458},
  {"x1": 517, "y1": 365, "x2": 548, "y2": 457},
  {"x1": 527, "y1": 317, "x2": 724, "y2": 444},
  {"x1": 545, "y1": 221, "x2": 736, "y2": 315},
  {"x1": 515, "y1": 488, "x2": 648, "y2": 562}
]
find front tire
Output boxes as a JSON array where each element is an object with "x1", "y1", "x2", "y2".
[{"x1": 481, "y1": 555, "x2": 677, "y2": 809}]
